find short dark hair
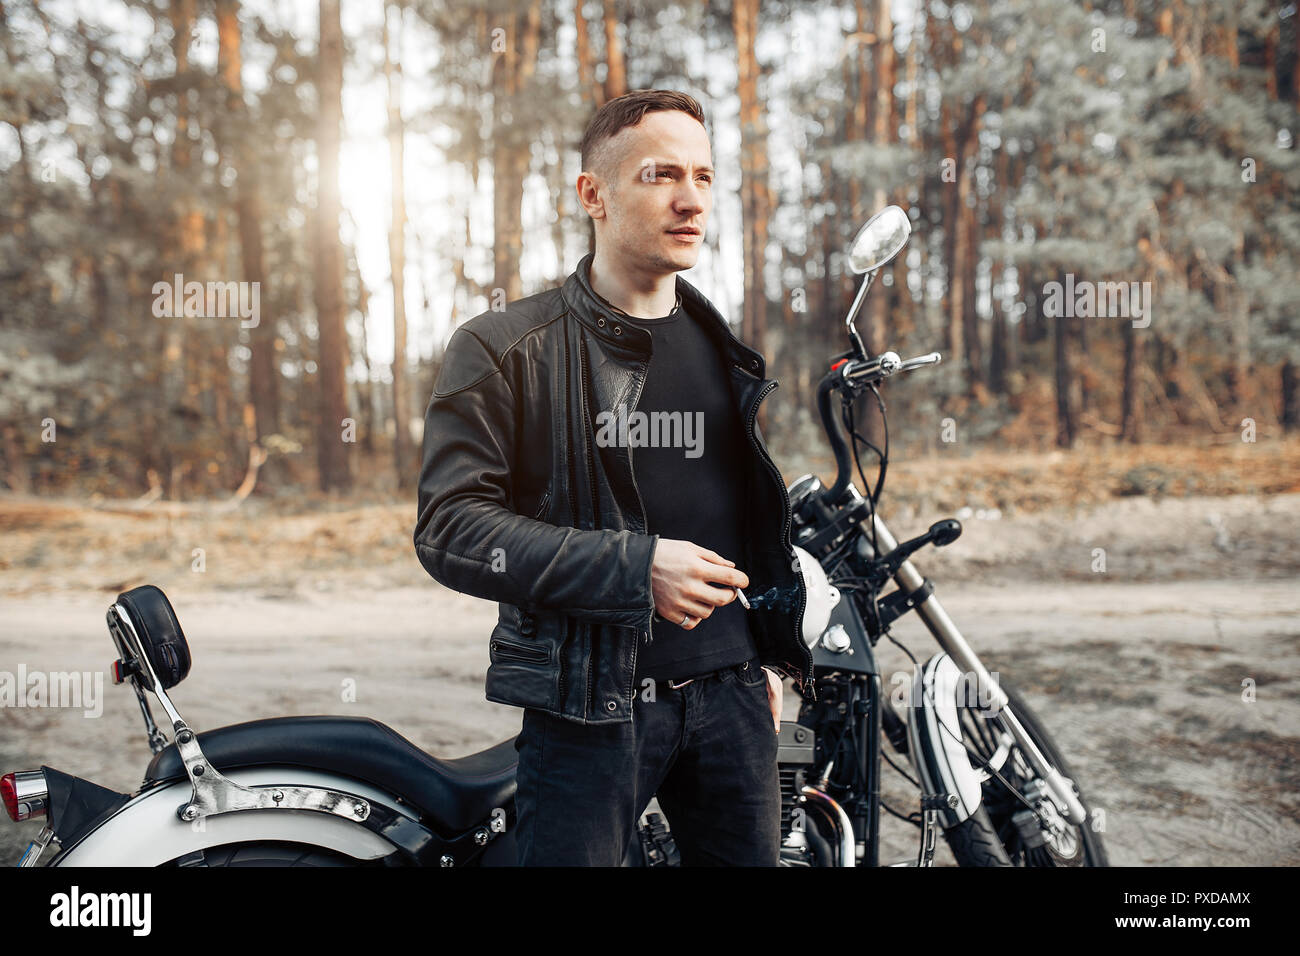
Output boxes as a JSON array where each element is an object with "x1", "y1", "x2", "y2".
[{"x1": 579, "y1": 89, "x2": 709, "y2": 186}]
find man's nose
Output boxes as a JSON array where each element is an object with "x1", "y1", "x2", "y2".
[
  {"x1": 676, "y1": 189, "x2": 707, "y2": 215},
  {"x1": 674, "y1": 182, "x2": 707, "y2": 212}
]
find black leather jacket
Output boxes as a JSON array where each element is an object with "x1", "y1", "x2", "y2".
[{"x1": 414, "y1": 251, "x2": 814, "y2": 724}]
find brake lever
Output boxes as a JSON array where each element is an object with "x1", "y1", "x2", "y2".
[{"x1": 868, "y1": 519, "x2": 962, "y2": 583}]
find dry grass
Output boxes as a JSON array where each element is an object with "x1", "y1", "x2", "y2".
[
  {"x1": 1, "y1": 439, "x2": 1296, "y2": 598},
  {"x1": 791, "y1": 436, "x2": 1300, "y2": 515}
]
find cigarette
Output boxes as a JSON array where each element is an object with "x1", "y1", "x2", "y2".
[{"x1": 735, "y1": 587, "x2": 750, "y2": 610}]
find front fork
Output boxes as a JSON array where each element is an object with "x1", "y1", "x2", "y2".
[{"x1": 867, "y1": 509, "x2": 1088, "y2": 828}]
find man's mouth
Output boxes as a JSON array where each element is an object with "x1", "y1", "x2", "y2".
[{"x1": 668, "y1": 227, "x2": 701, "y2": 239}]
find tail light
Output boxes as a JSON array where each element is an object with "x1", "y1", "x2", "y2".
[{"x1": 1, "y1": 771, "x2": 49, "y2": 822}]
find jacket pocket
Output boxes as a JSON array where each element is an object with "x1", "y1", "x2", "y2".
[{"x1": 490, "y1": 637, "x2": 550, "y2": 664}]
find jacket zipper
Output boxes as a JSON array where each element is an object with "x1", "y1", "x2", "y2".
[
  {"x1": 533, "y1": 489, "x2": 551, "y2": 520},
  {"x1": 623, "y1": 356, "x2": 653, "y2": 645},
  {"x1": 578, "y1": 338, "x2": 601, "y2": 528},
  {"x1": 744, "y1": 375, "x2": 816, "y2": 702},
  {"x1": 563, "y1": 319, "x2": 580, "y2": 532},
  {"x1": 623, "y1": 355, "x2": 652, "y2": 715},
  {"x1": 578, "y1": 337, "x2": 599, "y2": 719},
  {"x1": 558, "y1": 322, "x2": 578, "y2": 712},
  {"x1": 584, "y1": 622, "x2": 596, "y2": 718},
  {"x1": 558, "y1": 618, "x2": 568, "y2": 707},
  {"x1": 491, "y1": 638, "x2": 548, "y2": 664}
]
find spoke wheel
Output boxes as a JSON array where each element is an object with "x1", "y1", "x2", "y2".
[{"x1": 953, "y1": 679, "x2": 1109, "y2": 867}]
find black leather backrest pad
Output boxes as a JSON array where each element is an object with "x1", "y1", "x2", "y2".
[{"x1": 116, "y1": 585, "x2": 192, "y2": 689}]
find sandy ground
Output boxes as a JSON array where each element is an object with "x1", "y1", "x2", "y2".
[{"x1": 1, "y1": 491, "x2": 1297, "y2": 866}]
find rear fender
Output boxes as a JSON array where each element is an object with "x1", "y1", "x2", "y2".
[{"x1": 49, "y1": 767, "x2": 417, "y2": 866}]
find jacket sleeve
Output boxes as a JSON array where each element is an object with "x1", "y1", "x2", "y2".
[{"x1": 413, "y1": 326, "x2": 658, "y2": 627}]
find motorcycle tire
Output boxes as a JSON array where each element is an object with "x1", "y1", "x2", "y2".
[
  {"x1": 944, "y1": 804, "x2": 1013, "y2": 866},
  {"x1": 944, "y1": 678, "x2": 1109, "y2": 867},
  {"x1": 162, "y1": 841, "x2": 359, "y2": 867}
]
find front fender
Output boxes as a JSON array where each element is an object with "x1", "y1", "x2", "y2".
[
  {"x1": 904, "y1": 653, "x2": 986, "y2": 828},
  {"x1": 49, "y1": 767, "x2": 419, "y2": 866}
]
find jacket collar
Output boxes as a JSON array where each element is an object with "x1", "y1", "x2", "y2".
[{"x1": 561, "y1": 251, "x2": 766, "y2": 377}]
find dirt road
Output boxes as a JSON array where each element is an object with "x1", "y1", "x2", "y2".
[{"x1": 2, "y1": 492, "x2": 1297, "y2": 865}]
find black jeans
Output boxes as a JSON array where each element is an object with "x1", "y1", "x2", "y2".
[{"x1": 512, "y1": 655, "x2": 781, "y2": 866}]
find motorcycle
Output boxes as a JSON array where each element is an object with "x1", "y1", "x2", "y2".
[{"x1": 3, "y1": 206, "x2": 1107, "y2": 867}]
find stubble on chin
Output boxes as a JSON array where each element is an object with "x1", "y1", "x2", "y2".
[{"x1": 654, "y1": 240, "x2": 700, "y2": 273}]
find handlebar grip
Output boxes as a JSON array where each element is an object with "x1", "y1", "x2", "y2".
[{"x1": 898, "y1": 351, "x2": 942, "y2": 371}]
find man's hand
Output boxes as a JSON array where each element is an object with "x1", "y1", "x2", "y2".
[
  {"x1": 650, "y1": 539, "x2": 748, "y2": 629},
  {"x1": 763, "y1": 666, "x2": 783, "y2": 734}
]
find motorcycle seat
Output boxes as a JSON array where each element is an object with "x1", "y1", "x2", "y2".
[{"x1": 142, "y1": 715, "x2": 517, "y2": 835}]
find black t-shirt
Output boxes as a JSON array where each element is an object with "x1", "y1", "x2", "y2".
[{"x1": 593, "y1": 289, "x2": 758, "y2": 681}]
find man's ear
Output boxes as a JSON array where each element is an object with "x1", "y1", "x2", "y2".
[{"x1": 576, "y1": 173, "x2": 606, "y2": 220}]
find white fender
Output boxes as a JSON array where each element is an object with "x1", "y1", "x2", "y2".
[
  {"x1": 51, "y1": 767, "x2": 419, "y2": 866},
  {"x1": 904, "y1": 653, "x2": 987, "y2": 827}
]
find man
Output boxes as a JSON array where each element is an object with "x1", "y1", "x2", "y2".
[{"x1": 414, "y1": 89, "x2": 814, "y2": 866}]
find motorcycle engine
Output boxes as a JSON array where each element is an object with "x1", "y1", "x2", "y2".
[
  {"x1": 776, "y1": 721, "x2": 821, "y2": 866},
  {"x1": 627, "y1": 722, "x2": 820, "y2": 867}
]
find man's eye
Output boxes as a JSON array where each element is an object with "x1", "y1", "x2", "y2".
[{"x1": 651, "y1": 170, "x2": 710, "y2": 183}]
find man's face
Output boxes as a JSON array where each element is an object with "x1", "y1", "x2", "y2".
[{"x1": 584, "y1": 110, "x2": 713, "y2": 275}]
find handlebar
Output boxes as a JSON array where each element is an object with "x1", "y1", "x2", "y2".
[
  {"x1": 839, "y1": 350, "x2": 941, "y2": 384},
  {"x1": 817, "y1": 349, "x2": 942, "y2": 506}
]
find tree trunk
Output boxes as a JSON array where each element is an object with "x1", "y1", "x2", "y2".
[
  {"x1": 491, "y1": 1, "x2": 541, "y2": 304},
  {"x1": 960, "y1": 187, "x2": 980, "y2": 387},
  {"x1": 860, "y1": 0, "x2": 895, "y2": 359},
  {"x1": 385, "y1": 1, "x2": 414, "y2": 490},
  {"x1": 733, "y1": 0, "x2": 770, "y2": 359},
  {"x1": 895, "y1": 9, "x2": 921, "y2": 342},
  {"x1": 940, "y1": 102, "x2": 964, "y2": 371},
  {"x1": 860, "y1": 0, "x2": 894, "y2": 448},
  {"x1": 1282, "y1": 360, "x2": 1300, "y2": 432},
  {"x1": 1053, "y1": 294, "x2": 1075, "y2": 448},
  {"x1": 164, "y1": 0, "x2": 201, "y2": 494},
  {"x1": 1074, "y1": 311, "x2": 1090, "y2": 412},
  {"x1": 1120, "y1": 318, "x2": 1142, "y2": 442},
  {"x1": 1023, "y1": 261, "x2": 1048, "y2": 345},
  {"x1": 546, "y1": 127, "x2": 569, "y2": 276},
  {"x1": 960, "y1": 96, "x2": 984, "y2": 389},
  {"x1": 216, "y1": 0, "x2": 280, "y2": 459},
  {"x1": 0, "y1": 2, "x2": 34, "y2": 193},
  {"x1": 988, "y1": 95, "x2": 1011, "y2": 394},
  {"x1": 354, "y1": 264, "x2": 376, "y2": 454},
  {"x1": 989, "y1": 298, "x2": 1008, "y2": 394},
  {"x1": 575, "y1": 0, "x2": 598, "y2": 107},
  {"x1": 314, "y1": 0, "x2": 353, "y2": 492},
  {"x1": 734, "y1": 0, "x2": 775, "y2": 434},
  {"x1": 601, "y1": 0, "x2": 626, "y2": 103},
  {"x1": 819, "y1": 160, "x2": 836, "y2": 364}
]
